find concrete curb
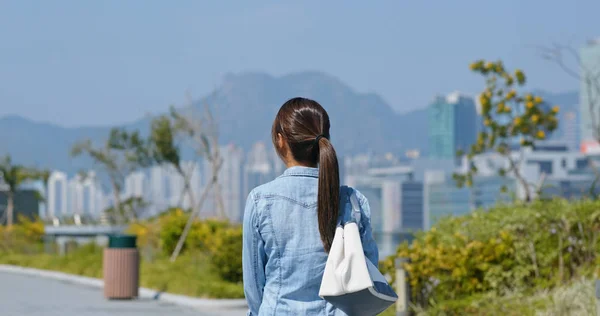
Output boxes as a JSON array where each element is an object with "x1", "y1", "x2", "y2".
[{"x1": 0, "y1": 264, "x2": 247, "y2": 310}]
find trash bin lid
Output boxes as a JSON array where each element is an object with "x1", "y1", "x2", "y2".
[{"x1": 108, "y1": 235, "x2": 137, "y2": 248}]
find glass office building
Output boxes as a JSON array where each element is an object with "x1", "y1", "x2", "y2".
[{"x1": 428, "y1": 92, "x2": 478, "y2": 162}]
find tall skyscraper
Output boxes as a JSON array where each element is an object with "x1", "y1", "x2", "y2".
[
  {"x1": 166, "y1": 165, "x2": 185, "y2": 208},
  {"x1": 47, "y1": 171, "x2": 68, "y2": 219},
  {"x1": 244, "y1": 142, "x2": 273, "y2": 199},
  {"x1": 562, "y1": 111, "x2": 579, "y2": 152},
  {"x1": 150, "y1": 165, "x2": 169, "y2": 212},
  {"x1": 124, "y1": 171, "x2": 146, "y2": 200},
  {"x1": 580, "y1": 39, "x2": 600, "y2": 153},
  {"x1": 67, "y1": 175, "x2": 83, "y2": 216},
  {"x1": 428, "y1": 92, "x2": 477, "y2": 162},
  {"x1": 81, "y1": 171, "x2": 99, "y2": 217},
  {"x1": 208, "y1": 145, "x2": 244, "y2": 222},
  {"x1": 346, "y1": 166, "x2": 422, "y2": 258}
]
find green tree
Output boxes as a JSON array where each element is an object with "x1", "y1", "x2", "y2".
[
  {"x1": 454, "y1": 60, "x2": 560, "y2": 202},
  {"x1": 149, "y1": 108, "x2": 197, "y2": 211},
  {"x1": 0, "y1": 156, "x2": 38, "y2": 228},
  {"x1": 71, "y1": 128, "x2": 152, "y2": 223}
]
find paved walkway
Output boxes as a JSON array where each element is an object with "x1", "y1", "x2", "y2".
[{"x1": 0, "y1": 272, "x2": 246, "y2": 316}]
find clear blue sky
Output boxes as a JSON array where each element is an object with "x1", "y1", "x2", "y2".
[{"x1": 1, "y1": 0, "x2": 598, "y2": 127}]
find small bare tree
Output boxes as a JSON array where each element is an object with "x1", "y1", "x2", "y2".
[
  {"x1": 169, "y1": 95, "x2": 224, "y2": 262},
  {"x1": 540, "y1": 42, "x2": 600, "y2": 197},
  {"x1": 71, "y1": 128, "x2": 153, "y2": 224}
]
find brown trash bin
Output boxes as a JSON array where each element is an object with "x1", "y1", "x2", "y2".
[{"x1": 103, "y1": 235, "x2": 139, "y2": 299}]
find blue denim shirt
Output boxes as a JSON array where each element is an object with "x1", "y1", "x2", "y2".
[{"x1": 242, "y1": 166, "x2": 379, "y2": 316}]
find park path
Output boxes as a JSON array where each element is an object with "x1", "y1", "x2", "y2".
[{"x1": 0, "y1": 271, "x2": 246, "y2": 316}]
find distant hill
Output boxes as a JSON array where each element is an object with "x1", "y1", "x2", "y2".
[
  {"x1": 0, "y1": 72, "x2": 430, "y2": 173},
  {"x1": 0, "y1": 72, "x2": 579, "y2": 174}
]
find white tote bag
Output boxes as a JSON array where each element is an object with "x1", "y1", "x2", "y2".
[{"x1": 319, "y1": 190, "x2": 398, "y2": 315}]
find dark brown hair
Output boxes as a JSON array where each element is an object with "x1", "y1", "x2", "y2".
[{"x1": 272, "y1": 97, "x2": 340, "y2": 252}]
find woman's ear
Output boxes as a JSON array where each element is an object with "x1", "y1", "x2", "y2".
[{"x1": 276, "y1": 133, "x2": 285, "y2": 151}]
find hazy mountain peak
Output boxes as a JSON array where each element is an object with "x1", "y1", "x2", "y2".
[{"x1": 0, "y1": 71, "x2": 579, "y2": 174}]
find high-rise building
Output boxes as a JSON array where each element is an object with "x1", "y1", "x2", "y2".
[
  {"x1": 562, "y1": 111, "x2": 580, "y2": 152},
  {"x1": 47, "y1": 171, "x2": 68, "y2": 219},
  {"x1": 208, "y1": 145, "x2": 244, "y2": 222},
  {"x1": 81, "y1": 171, "x2": 99, "y2": 217},
  {"x1": 423, "y1": 171, "x2": 515, "y2": 229},
  {"x1": 581, "y1": 39, "x2": 600, "y2": 153},
  {"x1": 67, "y1": 175, "x2": 83, "y2": 216},
  {"x1": 428, "y1": 92, "x2": 477, "y2": 162},
  {"x1": 166, "y1": 165, "x2": 185, "y2": 207},
  {"x1": 244, "y1": 142, "x2": 273, "y2": 199},
  {"x1": 47, "y1": 171, "x2": 103, "y2": 219},
  {"x1": 346, "y1": 166, "x2": 423, "y2": 257},
  {"x1": 124, "y1": 171, "x2": 146, "y2": 200},
  {"x1": 180, "y1": 161, "x2": 201, "y2": 210},
  {"x1": 150, "y1": 165, "x2": 170, "y2": 212}
]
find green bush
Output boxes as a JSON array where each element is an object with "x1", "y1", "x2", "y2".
[
  {"x1": 128, "y1": 208, "x2": 243, "y2": 283},
  {"x1": 381, "y1": 199, "x2": 600, "y2": 310},
  {"x1": 206, "y1": 226, "x2": 243, "y2": 283}
]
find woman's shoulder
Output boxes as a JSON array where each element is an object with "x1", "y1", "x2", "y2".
[{"x1": 247, "y1": 176, "x2": 303, "y2": 201}]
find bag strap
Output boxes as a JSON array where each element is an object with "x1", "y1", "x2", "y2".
[
  {"x1": 337, "y1": 186, "x2": 362, "y2": 227},
  {"x1": 348, "y1": 189, "x2": 362, "y2": 224}
]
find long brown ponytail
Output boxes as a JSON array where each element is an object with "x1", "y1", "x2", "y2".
[{"x1": 272, "y1": 97, "x2": 340, "y2": 252}]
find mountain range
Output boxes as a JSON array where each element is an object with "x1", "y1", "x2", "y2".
[{"x1": 0, "y1": 71, "x2": 579, "y2": 174}]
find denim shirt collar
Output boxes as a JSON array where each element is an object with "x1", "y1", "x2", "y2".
[{"x1": 281, "y1": 166, "x2": 319, "y2": 178}]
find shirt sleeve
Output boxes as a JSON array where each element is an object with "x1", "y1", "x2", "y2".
[
  {"x1": 356, "y1": 192, "x2": 379, "y2": 266},
  {"x1": 242, "y1": 192, "x2": 267, "y2": 315}
]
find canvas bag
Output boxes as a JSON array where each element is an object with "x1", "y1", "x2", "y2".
[{"x1": 319, "y1": 189, "x2": 398, "y2": 315}]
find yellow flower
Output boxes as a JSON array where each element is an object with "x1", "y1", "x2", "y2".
[
  {"x1": 536, "y1": 130, "x2": 546, "y2": 139},
  {"x1": 525, "y1": 94, "x2": 533, "y2": 102},
  {"x1": 496, "y1": 103, "x2": 505, "y2": 113},
  {"x1": 534, "y1": 96, "x2": 543, "y2": 104},
  {"x1": 504, "y1": 105, "x2": 512, "y2": 113},
  {"x1": 526, "y1": 101, "x2": 534, "y2": 109},
  {"x1": 494, "y1": 63, "x2": 504, "y2": 73},
  {"x1": 552, "y1": 105, "x2": 560, "y2": 113},
  {"x1": 479, "y1": 94, "x2": 489, "y2": 106},
  {"x1": 514, "y1": 117, "x2": 522, "y2": 125},
  {"x1": 531, "y1": 115, "x2": 539, "y2": 123},
  {"x1": 485, "y1": 62, "x2": 494, "y2": 71},
  {"x1": 484, "y1": 119, "x2": 491, "y2": 126},
  {"x1": 515, "y1": 69, "x2": 526, "y2": 84},
  {"x1": 469, "y1": 62, "x2": 478, "y2": 70},
  {"x1": 506, "y1": 90, "x2": 516, "y2": 99}
]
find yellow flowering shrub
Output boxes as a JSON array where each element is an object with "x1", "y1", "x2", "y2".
[{"x1": 382, "y1": 199, "x2": 600, "y2": 309}]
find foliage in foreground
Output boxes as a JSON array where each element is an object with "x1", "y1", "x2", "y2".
[
  {"x1": 128, "y1": 208, "x2": 243, "y2": 283},
  {"x1": 0, "y1": 213, "x2": 244, "y2": 299},
  {"x1": 381, "y1": 199, "x2": 600, "y2": 312}
]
